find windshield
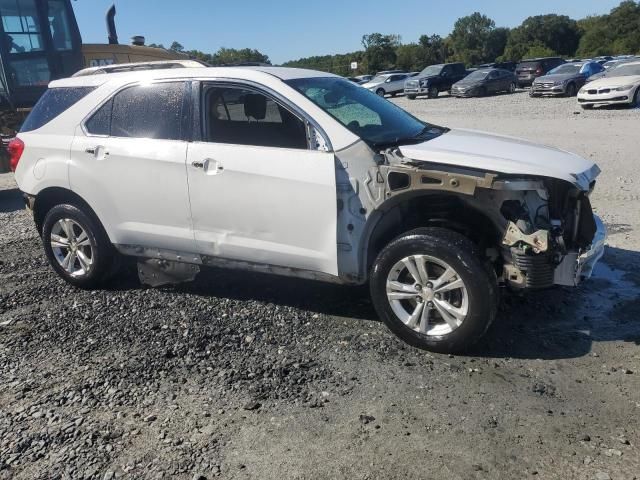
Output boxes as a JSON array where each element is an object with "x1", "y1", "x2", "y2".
[
  {"x1": 419, "y1": 65, "x2": 443, "y2": 77},
  {"x1": 609, "y1": 63, "x2": 640, "y2": 77},
  {"x1": 548, "y1": 64, "x2": 582, "y2": 75},
  {"x1": 464, "y1": 70, "x2": 489, "y2": 81},
  {"x1": 286, "y1": 77, "x2": 446, "y2": 148}
]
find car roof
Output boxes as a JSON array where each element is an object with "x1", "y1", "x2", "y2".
[{"x1": 50, "y1": 66, "x2": 339, "y2": 89}]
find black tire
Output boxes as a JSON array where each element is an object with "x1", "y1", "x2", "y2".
[
  {"x1": 581, "y1": 104, "x2": 593, "y2": 110},
  {"x1": 479, "y1": 87, "x2": 488, "y2": 97},
  {"x1": 42, "y1": 203, "x2": 117, "y2": 289},
  {"x1": 565, "y1": 83, "x2": 577, "y2": 97},
  {"x1": 633, "y1": 88, "x2": 640, "y2": 107},
  {"x1": 407, "y1": 95, "x2": 417, "y2": 100},
  {"x1": 428, "y1": 86, "x2": 439, "y2": 99},
  {"x1": 509, "y1": 82, "x2": 517, "y2": 94},
  {"x1": 376, "y1": 88, "x2": 386, "y2": 97},
  {"x1": 370, "y1": 228, "x2": 498, "y2": 353}
]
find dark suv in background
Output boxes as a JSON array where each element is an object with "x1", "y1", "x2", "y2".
[
  {"x1": 516, "y1": 57, "x2": 565, "y2": 87},
  {"x1": 404, "y1": 63, "x2": 468, "y2": 99}
]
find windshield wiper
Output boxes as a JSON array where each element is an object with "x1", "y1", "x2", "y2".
[{"x1": 372, "y1": 125, "x2": 449, "y2": 149}]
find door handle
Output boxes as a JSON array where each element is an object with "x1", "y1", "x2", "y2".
[
  {"x1": 86, "y1": 146, "x2": 109, "y2": 159},
  {"x1": 192, "y1": 161, "x2": 205, "y2": 169},
  {"x1": 193, "y1": 159, "x2": 224, "y2": 174}
]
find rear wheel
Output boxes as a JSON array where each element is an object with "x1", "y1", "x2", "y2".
[
  {"x1": 566, "y1": 83, "x2": 577, "y2": 97},
  {"x1": 428, "y1": 86, "x2": 439, "y2": 99},
  {"x1": 370, "y1": 228, "x2": 498, "y2": 353},
  {"x1": 42, "y1": 204, "x2": 117, "y2": 289},
  {"x1": 376, "y1": 88, "x2": 386, "y2": 97}
]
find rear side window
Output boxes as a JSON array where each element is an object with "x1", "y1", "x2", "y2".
[
  {"x1": 20, "y1": 87, "x2": 95, "y2": 132},
  {"x1": 85, "y1": 82, "x2": 187, "y2": 140}
]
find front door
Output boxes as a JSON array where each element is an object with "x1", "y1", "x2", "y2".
[{"x1": 186, "y1": 83, "x2": 338, "y2": 276}]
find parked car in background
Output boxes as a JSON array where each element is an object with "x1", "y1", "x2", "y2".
[
  {"x1": 362, "y1": 73, "x2": 410, "y2": 97},
  {"x1": 515, "y1": 57, "x2": 565, "y2": 87},
  {"x1": 11, "y1": 66, "x2": 606, "y2": 353},
  {"x1": 530, "y1": 61, "x2": 604, "y2": 97},
  {"x1": 578, "y1": 61, "x2": 640, "y2": 109},
  {"x1": 376, "y1": 70, "x2": 405, "y2": 75},
  {"x1": 404, "y1": 63, "x2": 468, "y2": 99},
  {"x1": 451, "y1": 68, "x2": 517, "y2": 97},
  {"x1": 355, "y1": 74, "x2": 373, "y2": 83},
  {"x1": 477, "y1": 61, "x2": 517, "y2": 72}
]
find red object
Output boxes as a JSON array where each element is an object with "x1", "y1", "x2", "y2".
[{"x1": 7, "y1": 137, "x2": 25, "y2": 172}]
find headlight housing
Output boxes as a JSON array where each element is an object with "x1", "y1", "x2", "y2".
[
  {"x1": 419, "y1": 79, "x2": 429, "y2": 87},
  {"x1": 613, "y1": 85, "x2": 633, "y2": 91}
]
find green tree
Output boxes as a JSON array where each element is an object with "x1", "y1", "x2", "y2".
[
  {"x1": 169, "y1": 41, "x2": 184, "y2": 52},
  {"x1": 577, "y1": 1, "x2": 640, "y2": 56},
  {"x1": 448, "y1": 12, "x2": 497, "y2": 65},
  {"x1": 361, "y1": 33, "x2": 401, "y2": 72},
  {"x1": 418, "y1": 34, "x2": 446, "y2": 65},
  {"x1": 502, "y1": 14, "x2": 580, "y2": 60}
]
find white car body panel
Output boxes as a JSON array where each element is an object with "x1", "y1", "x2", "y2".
[
  {"x1": 399, "y1": 128, "x2": 600, "y2": 190},
  {"x1": 68, "y1": 134, "x2": 194, "y2": 252},
  {"x1": 13, "y1": 132, "x2": 72, "y2": 195},
  {"x1": 186, "y1": 142, "x2": 338, "y2": 275}
]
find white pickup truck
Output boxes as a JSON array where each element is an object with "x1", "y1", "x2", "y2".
[{"x1": 11, "y1": 66, "x2": 606, "y2": 353}]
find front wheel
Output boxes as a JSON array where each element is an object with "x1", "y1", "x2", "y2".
[
  {"x1": 428, "y1": 86, "x2": 439, "y2": 99},
  {"x1": 565, "y1": 83, "x2": 577, "y2": 97},
  {"x1": 370, "y1": 228, "x2": 498, "y2": 353},
  {"x1": 407, "y1": 94, "x2": 417, "y2": 100},
  {"x1": 632, "y1": 88, "x2": 640, "y2": 107},
  {"x1": 376, "y1": 88, "x2": 386, "y2": 97},
  {"x1": 509, "y1": 82, "x2": 517, "y2": 93},
  {"x1": 42, "y1": 204, "x2": 117, "y2": 289}
]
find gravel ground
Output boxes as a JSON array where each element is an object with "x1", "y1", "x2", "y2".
[{"x1": 1, "y1": 91, "x2": 640, "y2": 480}]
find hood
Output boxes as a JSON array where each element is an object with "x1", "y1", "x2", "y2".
[
  {"x1": 583, "y1": 74, "x2": 640, "y2": 89},
  {"x1": 362, "y1": 79, "x2": 384, "y2": 88},
  {"x1": 536, "y1": 73, "x2": 579, "y2": 83},
  {"x1": 398, "y1": 128, "x2": 600, "y2": 190},
  {"x1": 455, "y1": 78, "x2": 482, "y2": 86}
]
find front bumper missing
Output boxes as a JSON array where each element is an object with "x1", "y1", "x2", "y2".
[{"x1": 554, "y1": 215, "x2": 607, "y2": 286}]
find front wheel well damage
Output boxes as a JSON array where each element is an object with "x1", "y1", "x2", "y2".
[{"x1": 365, "y1": 193, "x2": 503, "y2": 275}]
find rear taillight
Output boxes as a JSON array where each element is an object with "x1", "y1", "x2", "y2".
[{"x1": 7, "y1": 137, "x2": 25, "y2": 172}]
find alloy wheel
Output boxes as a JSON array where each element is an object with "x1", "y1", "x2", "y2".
[
  {"x1": 386, "y1": 254, "x2": 469, "y2": 336},
  {"x1": 50, "y1": 218, "x2": 94, "y2": 278}
]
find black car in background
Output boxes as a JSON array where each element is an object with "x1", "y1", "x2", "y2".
[
  {"x1": 477, "y1": 61, "x2": 517, "y2": 72},
  {"x1": 516, "y1": 57, "x2": 565, "y2": 87},
  {"x1": 451, "y1": 68, "x2": 517, "y2": 97},
  {"x1": 404, "y1": 62, "x2": 468, "y2": 99}
]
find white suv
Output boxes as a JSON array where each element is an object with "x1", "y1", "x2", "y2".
[{"x1": 11, "y1": 66, "x2": 606, "y2": 353}]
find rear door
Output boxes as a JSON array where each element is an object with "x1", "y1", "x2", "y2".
[
  {"x1": 185, "y1": 82, "x2": 338, "y2": 275},
  {"x1": 69, "y1": 81, "x2": 194, "y2": 252}
]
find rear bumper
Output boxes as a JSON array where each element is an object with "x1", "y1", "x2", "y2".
[{"x1": 554, "y1": 215, "x2": 607, "y2": 286}]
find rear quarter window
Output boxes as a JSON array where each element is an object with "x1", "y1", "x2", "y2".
[{"x1": 20, "y1": 87, "x2": 95, "y2": 132}]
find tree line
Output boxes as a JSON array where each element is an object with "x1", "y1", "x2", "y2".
[
  {"x1": 152, "y1": 1, "x2": 639, "y2": 75},
  {"x1": 283, "y1": 0, "x2": 640, "y2": 75}
]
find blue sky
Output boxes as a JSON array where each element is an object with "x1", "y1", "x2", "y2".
[{"x1": 73, "y1": 0, "x2": 623, "y2": 64}]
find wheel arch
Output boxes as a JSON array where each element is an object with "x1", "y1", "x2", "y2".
[
  {"x1": 361, "y1": 191, "x2": 504, "y2": 279},
  {"x1": 33, "y1": 187, "x2": 111, "y2": 240}
]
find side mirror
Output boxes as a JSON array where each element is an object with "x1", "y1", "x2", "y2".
[
  {"x1": 441, "y1": 71, "x2": 448, "y2": 77},
  {"x1": 385, "y1": 78, "x2": 392, "y2": 83}
]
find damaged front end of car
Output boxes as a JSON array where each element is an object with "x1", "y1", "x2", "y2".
[{"x1": 339, "y1": 143, "x2": 606, "y2": 291}]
